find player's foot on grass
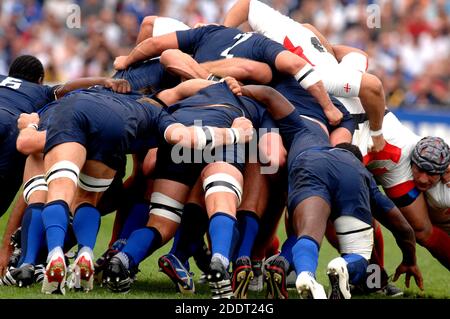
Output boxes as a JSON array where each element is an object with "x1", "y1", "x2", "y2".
[
  {"x1": 208, "y1": 259, "x2": 233, "y2": 299},
  {"x1": 232, "y1": 256, "x2": 254, "y2": 299},
  {"x1": 94, "y1": 247, "x2": 119, "y2": 284},
  {"x1": 42, "y1": 250, "x2": 67, "y2": 295},
  {"x1": 104, "y1": 254, "x2": 132, "y2": 293},
  {"x1": 68, "y1": 252, "x2": 95, "y2": 292},
  {"x1": 158, "y1": 253, "x2": 195, "y2": 294},
  {"x1": 248, "y1": 259, "x2": 263, "y2": 292},
  {"x1": 327, "y1": 257, "x2": 351, "y2": 299},
  {"x1": 296, "y1": 271, "x2": 327, "y2": 299},
  {"x1": 264, "y1": 255, "x2": 289, "y2": 299}
]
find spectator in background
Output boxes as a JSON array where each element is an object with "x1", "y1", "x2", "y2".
[{"x1": 0, "y1": 0, "x2": 448, "y2": 109}]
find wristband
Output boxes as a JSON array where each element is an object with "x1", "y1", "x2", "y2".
[
  {"x1": 230, "y1": 128, "x2": 240, "y2": 144},
  {"x1": 207, "y1": 74, "x2": 223, "y2": 82},
  {"x1": 370, "y1": 129, "x2": 383, "y2": 137},
  {"x1": 202, "y1": 126, "x2": 215, "y2": 148},
  {"x1": 295, "y1": 64, "x2": 321, "y2": 89}
]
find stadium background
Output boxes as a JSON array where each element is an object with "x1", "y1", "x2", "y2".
[{"x1": 0, "y1": 0, "x2": 448, "y2": 299}]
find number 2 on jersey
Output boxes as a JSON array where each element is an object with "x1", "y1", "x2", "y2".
[{"x1": 220, "y1": 33, "x2": 253, "y2": 59}]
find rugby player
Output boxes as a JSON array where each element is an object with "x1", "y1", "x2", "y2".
[
  {"x1": 239, "y1": 84, "x2": 423, "y2": 299},
  {"x1": 11, "y1": 78, "x2": 252, "y2": 294},
  {"x1": 113, "y1": 24, "x2": 344, "y2": 127}
]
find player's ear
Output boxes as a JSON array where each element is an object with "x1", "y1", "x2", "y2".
[{"x1": 38, "y1": 76, "x2": 44, "y2": 84}]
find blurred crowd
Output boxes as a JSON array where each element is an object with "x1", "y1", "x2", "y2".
[{"x1": 0, "y1": 0, "x2": 449, "y2": 109}]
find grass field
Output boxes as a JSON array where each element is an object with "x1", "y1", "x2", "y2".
[{"x1": 0, "y1": 209, "x2": 448, "y2": 300}]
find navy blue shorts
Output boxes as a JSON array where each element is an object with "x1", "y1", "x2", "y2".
[
  {"x1": 154, "y1": 142, "x2": 246, "y2": 187},
  {"x1": 287, "y1": 148, "x2": 372, "y2": 225},
  {"x1": 44, "y1": 94, "x2": 127, "y2": 171}
]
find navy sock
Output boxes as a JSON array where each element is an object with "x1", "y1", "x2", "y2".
[
  {"x1": 19, "y1": 203, "x2": 45, "y2": 266},
  {"x1": 73, "y1": 203, "x2": 101, "y2": 251},
  {"x1": 118, "y1": 202, "x2": 149, "y2": 240},
  {"x1": 41, "y1": 200, "x2": 70, "y2": 252},
  {"x1": 292, "y1": 236, "x2": 320, "y2": 276},
  {"x1": 209, "y1": 213, "x2": 239, "y2": 267},
  {"x1": 121, "y1": 227, "x2": 162, "y2": 268},
  {"x1": 342, "y1": 253, "x2": 369, "y2": 285},
  {"x1": 279, "y1": 234, "x2": 297, "y2": 266},
  {"x1": 170, "y1": 203, "x2": 208, "y2": 265},
  {"x1": 235, "y1": 210, "x2": 260, "y2": 259}
]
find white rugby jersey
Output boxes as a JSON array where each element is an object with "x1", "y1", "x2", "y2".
[{"x1": 248, "y1": 0, "x2": 338, "y2": 68}]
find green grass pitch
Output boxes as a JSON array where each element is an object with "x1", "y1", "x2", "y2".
[{"x1": 0, "y1": 211, "x2": 448, "y2": 299}]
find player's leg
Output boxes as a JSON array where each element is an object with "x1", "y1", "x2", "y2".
[
  {"x1": 41, "y1": 142, "x2": 86, "y2": 294},
  {"x1": 68, "y1": 160, "x2": 116, "y2": 292},
  {"x1": 250, "y1": 173, "x2": 287, "y2": 297},
  {"x1": 202, "y1": 162, "x2": 244, "y2": 299},
  {"x1": 104, "y1": 179, "x2": 190, "y2": 293},
  {"x1": 327, "y1": 216, "x2": 373, "y2": 300},
  {"x1": 1, "y1": 154, "x2": 47, "y2": 287},
  {"x1": 159, "y1": 178, "x2": 207, "y2": 294},
  {"x1": 291, "y1": 196, "x2": 330, "y2": 299},
  {"x1": 136, "y1": 16, "x2": 190, "y2": 45},
  {"x1": 232, "y1": 162, "x2": 269, "y2": 299},
  {"x1": 136, "y1": 16, "x2": 158, "y2": 44},
  {"x1": 274, "y1": 51, "x2": 343, "y2": 126}
]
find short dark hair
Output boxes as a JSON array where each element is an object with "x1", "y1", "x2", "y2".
[
  {"x1": 9, "y1": 55, "x2": 44, "y2": 84},
  {"x1": 334, "y1": 142, "x2": 363, "y2": 162}
]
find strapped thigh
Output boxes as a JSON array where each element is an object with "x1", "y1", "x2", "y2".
[
  {"x1": 334, "y1": 215, "x2": 373, "y2": 260},
  {"x1": 23, "y1": 175, "x2": 48, "y2": 204},
  {"x1": 203, "y1": 173, "x2": 243, "y2": 206},
  {"x1": 78, "y1": 172, "x2": 114, "y2": 193},
  {"x1": 149, "y1": 192, "x2": 184, "y2": 223},
  {"x1": 45, "y1": 160, "x2": 80, "y2": 186}
]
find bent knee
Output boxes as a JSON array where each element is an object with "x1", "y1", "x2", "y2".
[
  {"x1": 361, "y1": 73, "x2": 383, "y2": 97},
  {"x1": 141, "y1": 15, "x2": 157, "y2": 28}
]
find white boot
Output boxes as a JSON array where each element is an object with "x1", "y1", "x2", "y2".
[
  {"x1": 327, "y1": 257, "x2": 351, "y2": 299},
  {"x1": 296, "y1": 271, "x2": 327, "y2": 299}
]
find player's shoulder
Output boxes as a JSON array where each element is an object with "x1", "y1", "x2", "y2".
[{"x1": 426, "y1": 181, "x2": 450, "y2": 209}]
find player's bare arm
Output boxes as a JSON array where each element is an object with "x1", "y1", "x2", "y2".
[
  {"x1": 223, "y1": 0, "x2": 252, "y2": 28},
  {"x1": 0, "y1": 196, "x2": 27, "y2": 276},
  {"x1": 373, "y1": 206, "x2": 423, "y2": 290},
  {"x1": 55, "y1": 78, "x2": 131, "y2": 99},
  {"x1": 114, "y1": 32, "x2": 179, "y2": 70},
  {"x1": 159, "y1": 49, "x2": 272, "y2": 84}
]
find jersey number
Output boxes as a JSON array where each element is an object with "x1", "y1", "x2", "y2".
[
  {"x1": 0, "y1": 77, "x2": 22, "y2": 90},
  {"x1": 220, "y1": 33, "x2": 253, "y2": 59}
]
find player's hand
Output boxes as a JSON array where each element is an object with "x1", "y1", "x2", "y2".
[
  {"x1": 324, "y1": 106, "x2": 343, "y2": 126},
  {"x1": 231, "y1": 117, "x2": 254, "y2": 143},
  {"x1": 103, "y1": 78, "x2": 131, "y2": 93},
  {"x1": 370, "y1": 134, "x2": 386, "y2": 153},
  {"x1": 223, "y1": 76, "x2": 242, "y2": 96},
  {"x1": 0, "y1": 245, "x2": 12, "y2": 277},
  {"x1": 114, "y1": 56, "x2": 129, "y2": 70},
  {"x1": 17, "y1": 113, "x2": 40, "y2": 130},
  {"x1": 441, "y1": 164, "x2": 450, "y2": 187},
  {"x1": 393, "y1": 262, "x2": 424, "y2": 291}
]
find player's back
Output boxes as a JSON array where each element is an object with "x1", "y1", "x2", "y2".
[
  {"x1": 176, "y1": 25, "x2": 285, "y2": 66},
  {"x1": 112, "y1": 58, "x2": 179, "y2": 92},
  {"x1": 0, "y1": 74, "x2": 55, "y2": 114},
  {"x1": 167, "y1": 82, "x2": 274, "y2": 131},
  {"x1": 272, "y1": 74, "x2": 351, "y2": 132}
]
